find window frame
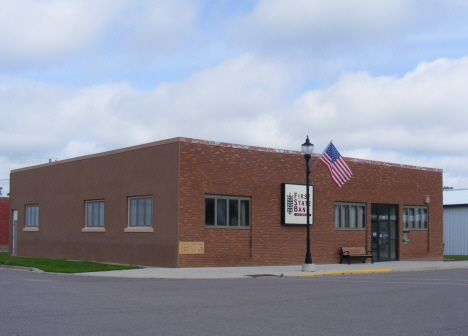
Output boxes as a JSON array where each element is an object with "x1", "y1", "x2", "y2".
[
  {"x1": 205, "y1": 195, "x2": 251, "y2": 229},
  {"x1": 125, "y1": 196, "x2": 154, "y2": 233},
  {"x1": 403, "y1": 206, "x2": 428, "y2": 230},
  {"x1": 82, "y1": 200, "x2": 105, "y2": 232},
  {"x1": 334, "y1": 202, "x2": 366, "y2": 230},
  {"x1": 24, "y1": 205, "x2": 39, "y2": 231}
]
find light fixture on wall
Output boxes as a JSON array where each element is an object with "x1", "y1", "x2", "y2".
[{"x1": 424, "y1": 195, "x2": 430, "y2": 204}]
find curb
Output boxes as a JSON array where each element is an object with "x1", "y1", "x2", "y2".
[
  {"x1": 291, "y1": 269, "x2": 393, "y2": 277},
  {"x1": 0, "y1": 265, "x2": 44, "y2": 273}
]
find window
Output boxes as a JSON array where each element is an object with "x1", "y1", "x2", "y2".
[
  {"x1": 86, "y1": 201, "x2": 105, "y2": 227},
  {"x1": 129, "y1": 197, "x2": 152, "y2": 227},
  {"x1": 205, "y1": 196, "x2": 250, "y2": 228},
  {"x1": 26, "y1": 205, "x2": 39, "y2": 227},
  {"x1": 403, "y1": 206, "x2": 428, "y2": 230},
  {"x1": 334, "y1": 203, "x2": 366, "y2": 229},
  {"x1": 24, "y1": 205, "x2": 39, "y2": 231}
]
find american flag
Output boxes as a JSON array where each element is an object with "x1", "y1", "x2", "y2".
[{"x1": 319, "y1": 142, "x2": 352, "y2": 187}]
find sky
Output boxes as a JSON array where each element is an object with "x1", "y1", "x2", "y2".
[{"x1": 2, "y1": 0, "x2": 468, "y2": 195}]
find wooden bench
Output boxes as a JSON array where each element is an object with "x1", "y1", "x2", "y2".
[{"x1": 340, "y1": 247, "x2": 373, "y2": 265}]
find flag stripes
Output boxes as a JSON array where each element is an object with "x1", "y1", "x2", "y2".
[{"x1": 319, "y1": 142, "x2": 352, "y2": 187}]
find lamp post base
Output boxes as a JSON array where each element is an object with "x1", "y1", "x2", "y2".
[{"x1": 302, "y1": 263, "x2": 315, "y2": 272}]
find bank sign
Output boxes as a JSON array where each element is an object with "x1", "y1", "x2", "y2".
[{"x1": 281, "y1": 183, "x2": 314, "y2": 225}]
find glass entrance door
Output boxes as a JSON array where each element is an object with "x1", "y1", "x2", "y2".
[
  {"x1": 378, "y1": 222, "x2": 390, "y2": 261},
  {"x1": 371, "y1": 204, "x2": 398, "y2": 262}
]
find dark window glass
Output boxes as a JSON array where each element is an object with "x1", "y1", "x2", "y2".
[
  {"x1": 371, "y1": 204, "x2": 377, "y2": 220},
  {"x1": 415, "y1": 208, "x2": 421, "y2": 228},
  {"x1": 217, "y1": 199, "x2": 227, "y2": 226},
  {"x1": 205, "y1": 196, "x2": 250, "y2": 228},
  {"x1": 334, "y1": 205, "x2": 341, "y2": 228},
  {"x1": 403, "y1": 208, "x2": 408, "y2": 229},
  {"x1": 229, "y1": 200, "x2": 238, "y2": 226},
  {"x1": 390, "y1": 221, "x2": 397, "y2": 239},
  {"x1": 358, "y1": 206, "x2": 366, "y2": 228},
  {"x1": 343, "y1": 205, "x2": 349, "y2": 228},
  {"x1": 335, "y1": 203, "x2": 366, "y2": 229},
  {"x1": 379, "y1": 205, "x2": 389, "y2": 220},
  {"x1": 390, "y1": 206, "x2": 397, "y2": 221},
  {"x1": 403, "y1": 206, "x2": 428, "y2": 230},
  {"x1": 349, "y1": 205, "x2": 357, "y2": 228},
  {"x1": 240, "y1": 200, "x2": 250, "y2": 227},
  {"x1": 422, "y1": 208, "x2": 428, "y2": 229},
  {"x1": 408, "y1": 208, "x2": 414, "y2": 228},
  {"x1": 205, "y1": 198, "x2": 215, "y2": 225}
]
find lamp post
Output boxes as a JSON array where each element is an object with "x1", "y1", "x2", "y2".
[{"x1": 302, "y1": 136, "x2": 314, "y2": 272}]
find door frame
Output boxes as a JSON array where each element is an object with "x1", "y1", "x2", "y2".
[
  {"x1": 12, "y1": 210, "x2": 18, "y2": 256},
  {"x1": 371, "y1": 204, "x2": 398, "y2": 262}
]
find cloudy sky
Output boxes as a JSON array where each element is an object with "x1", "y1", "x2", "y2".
[{"x1": 1, "y1": 0, "x2": 468, "y2": 195}]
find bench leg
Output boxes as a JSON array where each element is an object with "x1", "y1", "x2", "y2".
[{"x1": 348, "y1": 256, "x2": 350, "y2": 265}]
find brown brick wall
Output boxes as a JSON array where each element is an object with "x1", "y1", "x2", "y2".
[
  {"x1": 178, "y1": 141, "x2": 443, "y2": 267},
  {"x1": 0, "y1": 197, "x2": 8, "y2": 246},
  {"x1": 9, "y1": 141, "x2": 181, "y2": 267},
  {"x1": 7, "y1": 137, "x2": 443, "y2": 268}
]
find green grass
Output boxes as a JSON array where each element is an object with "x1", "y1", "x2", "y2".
[
  {"x1": 444, "y1": 255, "x2": 468, "y2": 261},
  {"x1": 0, "y1": 253, "x2": 143, "y2": 273}
]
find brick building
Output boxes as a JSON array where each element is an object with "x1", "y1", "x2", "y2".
[
  {"x1": 0, "y1": 197, "x2": 9, "y2": 252},
  {"x1": 9, "y1": 137, "x2": 443, "y2": 267}
]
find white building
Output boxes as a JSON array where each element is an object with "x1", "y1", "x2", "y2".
[{"x1": 443, "y1": 189, "x2": 468, "y2": 255}]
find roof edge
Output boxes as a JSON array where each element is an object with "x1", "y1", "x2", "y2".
[
  {"x1": 183, "y1": 138, "x2": 442, "y2": 173},
  {"x1": 11, "y1": 137, "x2": 184, "y2": 173},
  {"x1": 11, "y1": 137, "x2": 443, "y2": 174}
]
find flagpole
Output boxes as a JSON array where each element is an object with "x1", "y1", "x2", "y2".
[{"x1": 309, "y1": 140, "x2": 332, "y2": 173}]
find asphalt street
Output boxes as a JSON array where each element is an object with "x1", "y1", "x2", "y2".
[{"x1": 2, "y1": 268, "x2": 468, "y2": 335}]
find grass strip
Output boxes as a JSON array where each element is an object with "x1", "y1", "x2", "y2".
[
  {"x1": 0, "y1": 253, "x2": 142, "y2": 273},
  {"x1": 444, "y1": 255, "x2": 468, "y2": 261}
]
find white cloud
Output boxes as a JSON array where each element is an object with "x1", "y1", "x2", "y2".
[
  {"x1": 121, "y1": 0, "x2": 204, "y2": 55},
  {"x1": 0, "y1": 53, "x2": 291, "y2": 158},
  {"x1": 286, "y1": 56, "x2": 468, "y2": 155},
  {"x1": 228, "y1": 0, "x2": 468, "y2": 50},
  {"x1": 229, "y1": 0, "x2": 412, "y2": 49},
  {"x1": 221, "y1": 0, "x2": 468, "y2": 85},
  {"x1": 3, "y1": 0, "x2": 468, "y2": 196},
  {"x1": 3, "y1": 53, "x2": 468, "y2": 194},
  {"x1": 0, "y1": 0, "x2": 126, "y2": 66},
  {"x1": 345, "y1": 148, "x2": 468, "y2": 189}
]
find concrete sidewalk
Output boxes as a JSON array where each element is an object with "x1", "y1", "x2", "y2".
[{"x1": 75, "y1": 260, "x2": 468, "y2": 279}]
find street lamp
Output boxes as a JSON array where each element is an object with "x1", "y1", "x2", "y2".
[{"x1": 302, "y1": 136, "x2": 314, "y2": 272}]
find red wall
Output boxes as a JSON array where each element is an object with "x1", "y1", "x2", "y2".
[
  {"x1": 0, "y1": 197, "x2": 9, "y2": 246},
  {"x1": 178, "y1": 140, "x2": 443, "y2": 267},
  {"x1": 7, "y1": 137, "x2": 443, "y2": 267}
]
